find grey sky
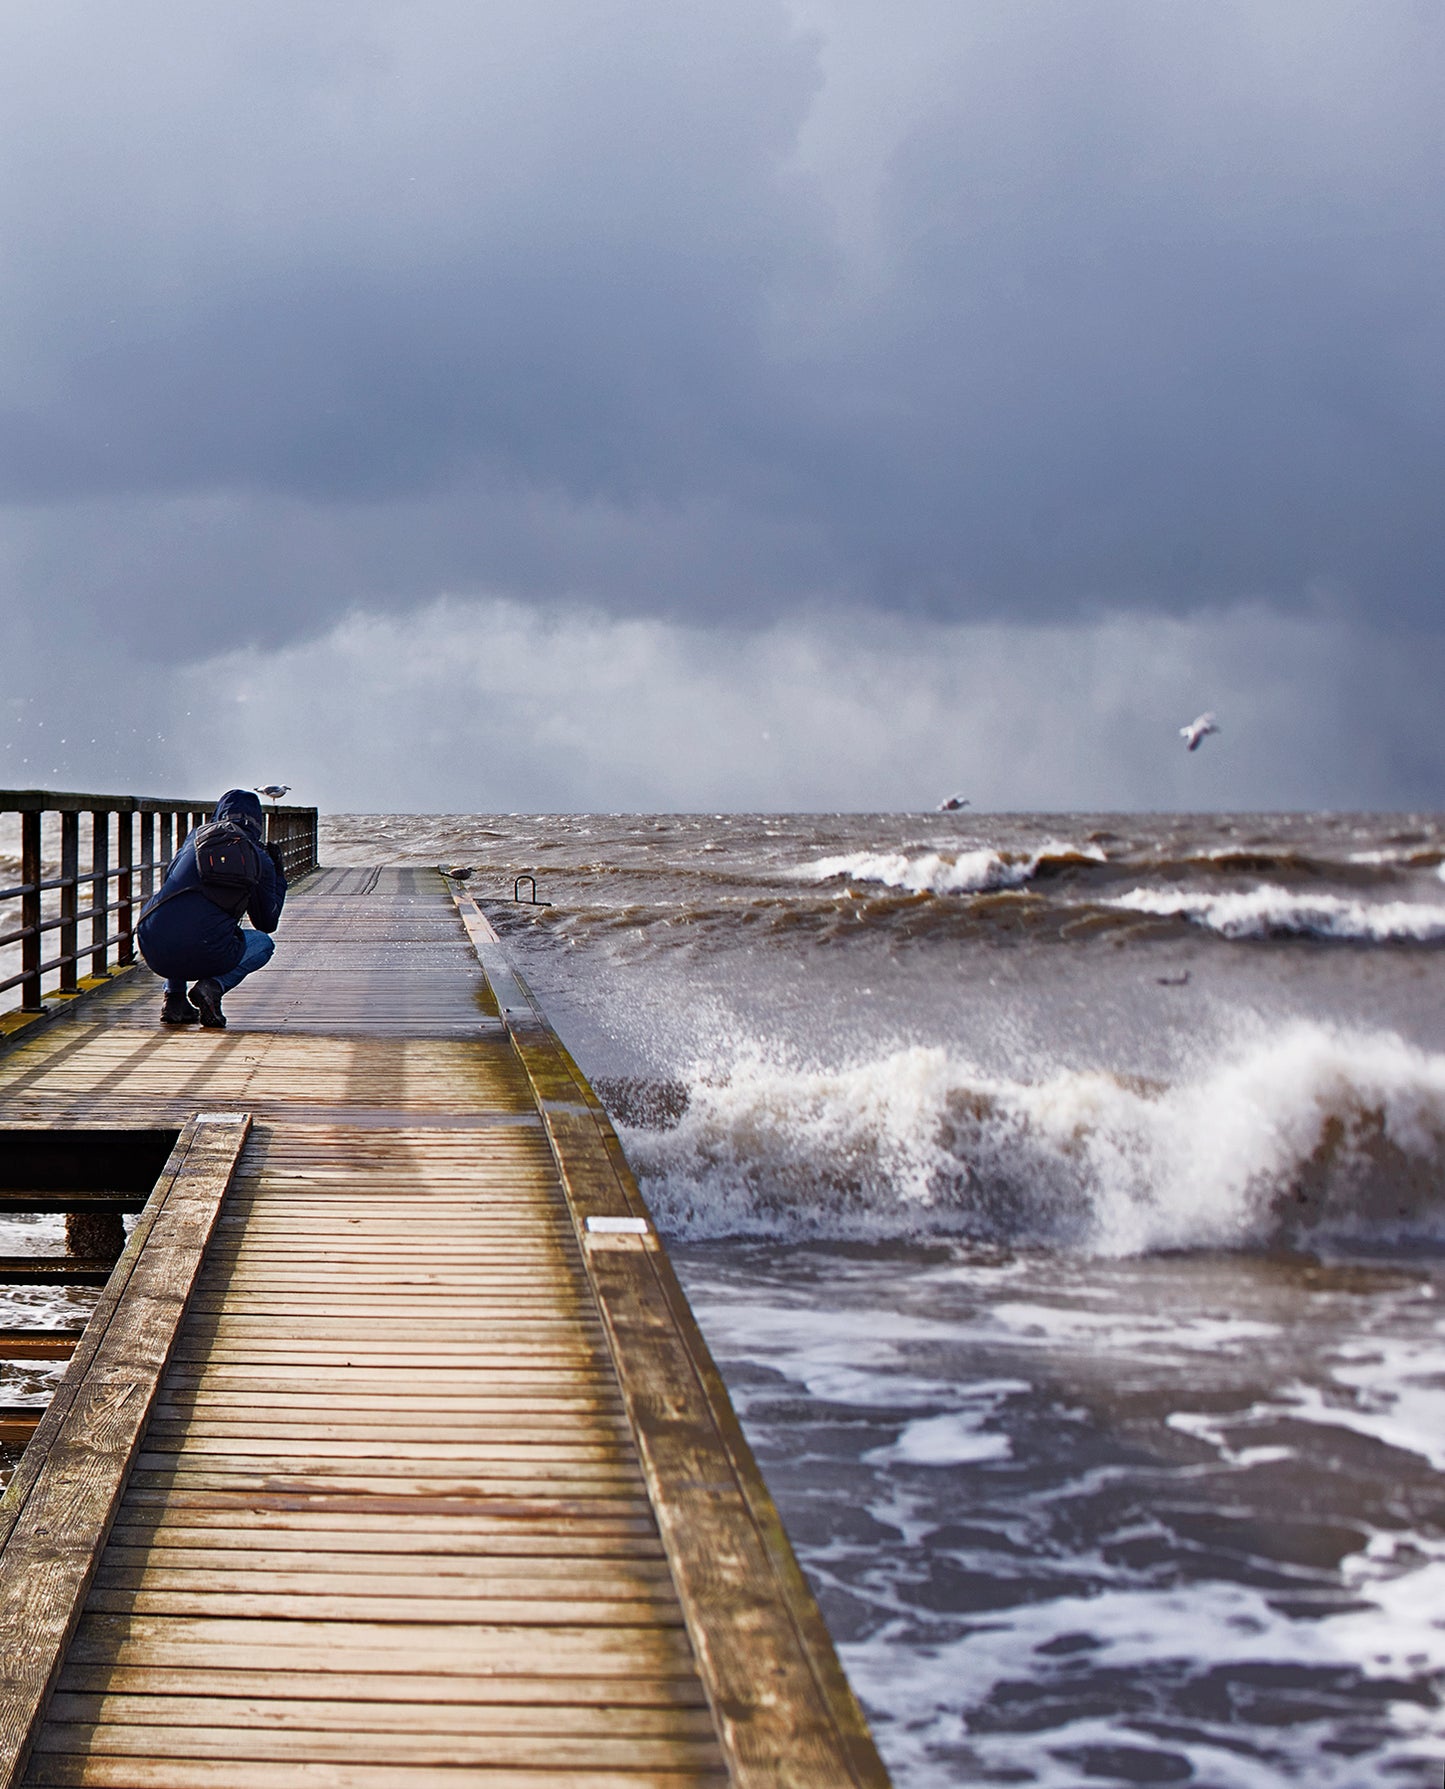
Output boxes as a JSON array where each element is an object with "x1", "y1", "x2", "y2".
[{"x1": 1, "y1": 2, "x2": 1440, "y2": 807}]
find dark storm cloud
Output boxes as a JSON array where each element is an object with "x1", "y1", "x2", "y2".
[
  {"x1": 820, "y1": 0, "x2": 1445, "y2": 619},
  {"x1": 0, "y1": 0, "x2": 1441, "y2": 659}
]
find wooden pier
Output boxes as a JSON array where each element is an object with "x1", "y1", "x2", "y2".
[{"x1": 0, "y1": 867, "x2": 888, "y2": 1787}]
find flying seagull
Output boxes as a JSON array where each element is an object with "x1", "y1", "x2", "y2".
[
  {"x1": 254, "y1": 784, "x2": 291, "y2": 803},
  {"x1": 1179, "y1": 713, "x2": 1219, "y2": 753}
]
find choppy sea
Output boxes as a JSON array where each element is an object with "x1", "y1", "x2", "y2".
[{"x1": 7, "y1": 809, "x2": 1445, "y2": 1785}]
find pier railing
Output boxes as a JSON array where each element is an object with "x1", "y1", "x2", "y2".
[{"x1": 0, "y1": 790, "x2": 319, "y2": 1016}]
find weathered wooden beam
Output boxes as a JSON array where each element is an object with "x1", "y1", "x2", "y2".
[
  {"x1": 0, "y1": 1194, "x2": 145, "y2": 1214},
  {"x1": 0, "y1": 1259, "x2": 115, "y2": 1285},
  {"x1": 0, "y1": 1112, "x2": 250, "y2": 1789},
  {"x1": 0, "y1": 792, "x2": 205, "y2": 816},
  {"x1": 0, "y1": 1330, "x2": 85, "y2": 1361}
]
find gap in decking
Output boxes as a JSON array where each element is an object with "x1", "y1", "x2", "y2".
[{"x1": 0, "y1": 1127, "x2": 184, "y2": 1469}]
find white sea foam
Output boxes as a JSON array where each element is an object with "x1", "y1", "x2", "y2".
[
  {"x1": 1345, "y1": 847, "x2": 1445, "y2": 871},
  {"x1": 991, "y1": 1303, "x2": 1280, "y2": 1353},
  {"x1": 1179, "y1": 1336, "x2": 1445, "y2": 1473},
  {"x1": 791, "y1": 840, "x2": 1104, "y2": 897},
  {"x1": 864, "y1": 1382, "x2": 1028, "y2": 1469},
  {"x1": 842, "y1": 1547, "x2": 1445, "y2": 1788},
  {"x1": 875, "y1": 1415, "x2": 1011, "y2": 1466},
  {"x1": 1109, "y1": 883, "x2": 1445, "y2": 941},
  {"x1": 620, "y1": 1023, "x2": 1445, "y2": 1253}
]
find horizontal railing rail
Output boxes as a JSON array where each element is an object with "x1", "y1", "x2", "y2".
[{"x1": 0, "y1": 790, "x2": 319, "y2": 1016}]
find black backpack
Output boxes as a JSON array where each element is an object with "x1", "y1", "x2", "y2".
[{"x1": 143, "y1": 820, "x2": 265, "y2": 922}]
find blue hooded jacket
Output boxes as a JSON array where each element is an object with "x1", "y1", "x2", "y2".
[{"x1": 136, "y1": 789, "x2": 287, "y2": 981}]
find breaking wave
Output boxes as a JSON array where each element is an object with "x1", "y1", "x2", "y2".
[
  {"x1": 1109, "y1": 884, "x2": 1445, "y2": 942},
  {"x1": 792, "y1": 841, "x2": 1105, "y2": 897},
  {"x1": 617, "y1": 1024, "x2": 1445, "y2": 1254}
]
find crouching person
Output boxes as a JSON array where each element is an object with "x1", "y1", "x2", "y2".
[{"x1": 137, "y1": 788, "x2": 287, "y2": 1029}]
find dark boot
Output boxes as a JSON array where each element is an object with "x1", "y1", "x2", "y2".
[
  {"x1": 192, "y1": 978, "x2": 227, "y2": 1029},
  {"x1": 161, "y1": 990, "x2": 200, "y2": 1026}
]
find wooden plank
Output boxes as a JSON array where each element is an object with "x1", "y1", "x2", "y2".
[
  {"x1": 0, "y1": 1331, "x2": 84, "y2": 1362},
  {"x1": 163, "y1": 1339, "x2": 606, "y2": 1357},
  {"x1": 27, "y1": 1758, "x2": 727, "y2": 1787},
  {"x1": 27, "y1": 1761, "x2": 726, "y2": 1788},
  {"x1": 53, "y1": 1668, "x2": 708, "y2": 1708},
  {"x1": 133, "y1": 1445, "x2": 636, "y2": 1471},
  {"x1": 145, "y1": 1407, "x2": 630, "y2": 1430},
  {"x1": 180, "y1": 1306, "x2": 605, "y2": 1323},
  {"x1": 102, "y1": 1521, "x2": 664, "y2": 1555},
  {"x1": 150, "y1": 1392, "x2": 626, "y2": 1414},
  {"x1": 193, "y1": 1252, "x2": 583, "y2": 1265},
  {"x1": 124, "y1": 1475, "x2": 647, "y2": 1503},
  {"x1": 0, "y1": 1196, "x2": 142, "y2": 1215},
  {"x1": 0, "y1": 1261, "x2": 112, "y2": 1287},
  {"x1": 78, "y1": 1589, "x2": 686, "y2": 1626},
  {"x1": 31, "y1": 1722, "x2": 724, "y2": 1770},
  {"x1": 92, "y1": 1554, "x2": 680, "y2": 1586},
  {"x1": 118, "y1": 1489, "x2": 656, "y2": 1520},
  {"x1": 46, "y1": 1693, "x2": 718, "y2": 1736},
  {"x1": 0, "y1": 1114, "x2": 250, "y2": 1789},
  {"x1": 160, "y1": 1364, "x2": 617, "y2": 1385},
  {"x1": 127, "y1": 1441, "x2": 640, "y2": 1468},
  {"x1": 63, "y1": 1615, "x2": 701, "y2": 1673},
  {"x1": 141, "y1": 1424, "x2": 633, "y2": 1447}
]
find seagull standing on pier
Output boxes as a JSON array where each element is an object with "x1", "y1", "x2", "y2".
[
  {"x1": 254, "y1": 784, "x2": 291, "y2": 804},
  {"x1": 1179, "y1": 714, "x2": 1219, "y2": 753}
]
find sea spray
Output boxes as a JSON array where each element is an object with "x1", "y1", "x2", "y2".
[
  {"x1": 619, "y1": 1023, "x2": 1445, "y2": 1253},
  {"x1": 791, "y1": 840, "x2": 1106, "y2": 896},
  {"x1": 1109, "y1": 884, "x2": 1445, "y2": 942}
]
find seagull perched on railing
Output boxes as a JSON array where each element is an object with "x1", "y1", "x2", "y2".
[
  {"x1": 1179, "y1": 713, "x2": 1219, "y2": 753},
  {"x1": 254, "y1": 784, "x2": 292, "y2": 804}
]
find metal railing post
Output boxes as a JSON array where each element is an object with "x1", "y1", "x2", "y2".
[
  {"x1": 59, "y1": 812, "x2": 80, "y2": 994},
  {"x1": 117, "y1": 809, "x2": 134, "y2": 965},
  {"x1": 20, "y1": 812, "x2": 42, "y2": 1012},
  {"x1": 89, "y1": 810, "x2": 110, "y2": 978},
  {"x1": 138, "y1": 812, "x2": 156, "y2": 906}
]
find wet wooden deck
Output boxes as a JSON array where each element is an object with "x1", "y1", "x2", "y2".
[{"x1": 0, "y1": 869, "x2": 887, "y2": 1787}]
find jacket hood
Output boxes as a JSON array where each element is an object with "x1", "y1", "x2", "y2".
[{"x1": 213, "y1": 788, "x2": 265, "y2": 839}]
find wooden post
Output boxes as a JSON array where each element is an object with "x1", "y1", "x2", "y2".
[
  {"x1": 64, "y1": 1211, "x2": 126, "y2": 1262},
  {"x1": 115, "y1": 811, "x2": 134, "y2": 966},
  {"x1": 19, "y1": 812, "x2": 42, "y2": 1012},
  {"x1": 57, "y1": 813, "x2": 79, "y2": 994},
  {"x1": 137, "y1": 811, "x2": 156, "y2": 906},
  {"x1": 88, "y1": 811, "x2": 109, "y2": 978}
]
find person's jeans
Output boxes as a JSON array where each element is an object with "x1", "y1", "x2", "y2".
[{"x1": 164, "y1": 928, "x2": 275, "y2": 998}]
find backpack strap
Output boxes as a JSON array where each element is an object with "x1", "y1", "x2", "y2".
[{"x1": 138, "y1": 883, "x2": 201, "y2": 924}]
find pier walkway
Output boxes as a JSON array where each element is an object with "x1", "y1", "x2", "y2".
[{"x1": 0, "y1": 868, "x2": 887, "y2": 1787}]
